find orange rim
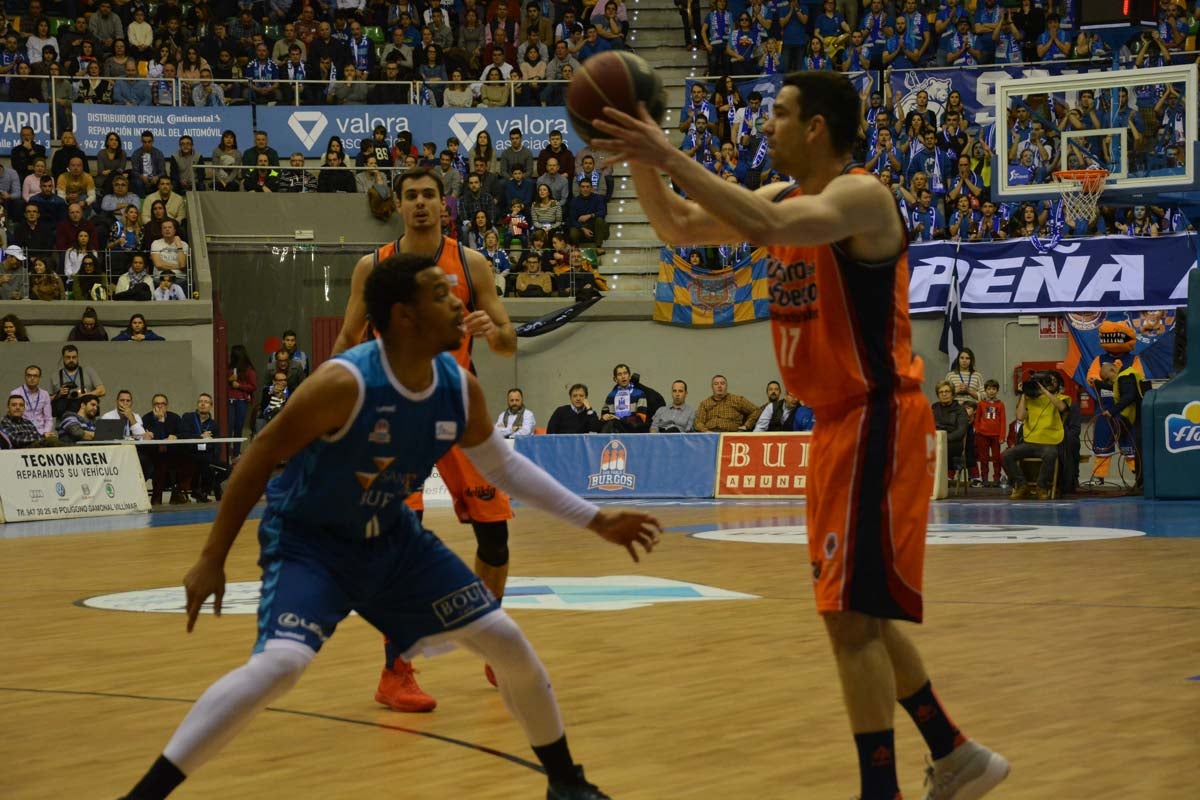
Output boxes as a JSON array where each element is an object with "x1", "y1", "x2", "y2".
[{"x1": 1053, "y1": 169, "x2": 1109, "y2": 193}]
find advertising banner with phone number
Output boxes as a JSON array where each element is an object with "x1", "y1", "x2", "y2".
[{"x1": 0, "y1": 444, "x2": 150, "y2": 523}]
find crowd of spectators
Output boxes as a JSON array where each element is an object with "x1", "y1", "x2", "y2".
[
  {"x1": 513, "y1": 362, "x2": 817, "y2": 435},
  {"x1": 379, "y1": 128, "x2": 615, "y2": 297},
  {"x1": 0, "y1": 124, "x2": 193, "y2": 299},
  {"x1": 674, "y1": 0, "x2": 1197, "y2": 262},
  {"x1": 0, "y1": 0, "x2": 633, "y2": 108},
  {"x1": 0, "y1": 321, "x2": 314, "y2": 503}
]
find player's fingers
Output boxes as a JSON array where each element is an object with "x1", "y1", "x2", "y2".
[
  {"x1": 599, "y1": 106, "x2": 641, "y2": 128},
  {"x1": 624, "y1": 541, "x2": 640, "y2": 563},
  {"x1": 185, "y1": 593, "x2": 201, "y2": 632},
  {"x1": 214, "y1": 588, "x2": 223, "y2": 618}
]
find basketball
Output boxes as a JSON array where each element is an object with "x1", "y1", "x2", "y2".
[{"x1": 566, "y1": 50, "x2": 667, "y2": 146}]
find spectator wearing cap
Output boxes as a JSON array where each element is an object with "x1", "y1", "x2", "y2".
[
  {"x1": 0, "y1": 244, "x2": 28, "y2": 300},
  {"x1": 566, "y1": 177, "x2": 608, "y2": 250}
]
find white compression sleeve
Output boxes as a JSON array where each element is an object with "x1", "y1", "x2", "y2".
[
  {"x1": 458, "y1": 611, "x2": 564, "y2": 747},
  {"x1": 460, "y1": 430, "x2": 599, "y2": 528},
  {"x1": 163, "y1": 642, "x2": 312, "y2": 774}
]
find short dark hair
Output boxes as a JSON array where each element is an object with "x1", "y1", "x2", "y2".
[
  {"x1": 282, "y1": 329, "x2": 297, "y2": 338},
  {"x1": 395, "y1": 168, "x2": 445, "y2": 198},
  {"x1": 984, "y1": 379, "x2": 1000, "y2": 390},
  {"x1": 62, "y1": 344, "x2": 78, "y2": 356},
  {"x1": 141, "y1": 130, "x2": 153, "y2": 139},
  {"x1": 507, "y1": 388, "x2": 523, "y2": 397},
  {"x1": 672, "y1": 379, "x2": 688, "y2": 391},
  {"x1": 781, "y1": 71, "x2": 862, "y2": 155},
  {"x1": 569, "y1": 383, "x2": 588, "y2": 396},
  {"x1": 365, "y1": 252, "x2": 442, "y2": 334},
  {"x1": 613, "y1": 363, "x2": 631, "y2": 377},
  {"x1": 199, "y1": 392, "x2": 213, "y2": 402}
]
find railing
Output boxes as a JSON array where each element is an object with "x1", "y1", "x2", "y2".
[{"x1": 15, "y1": 245, "x2": 196, "y2": 301}]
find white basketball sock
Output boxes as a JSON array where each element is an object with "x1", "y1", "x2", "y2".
[
  {"x1": 459, "y1": 611, "x2": 565, "y2": 747},
  {"x1": 163, "y1": 641, "x2": 313, "y2": 774}
]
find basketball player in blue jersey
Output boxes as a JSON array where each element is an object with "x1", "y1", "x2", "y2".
[
  {"x1": 336, "y1": 169, "x2": 520, "y2": 712},
  {"x1": 119, "y1": 253, "x2": 660, "y2": 800}
]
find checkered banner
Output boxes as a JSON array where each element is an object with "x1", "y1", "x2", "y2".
[{"x1": 653, "y1": 247, "x2": 771, "y2": 327}]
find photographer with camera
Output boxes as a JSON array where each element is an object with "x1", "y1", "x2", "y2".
[
  {"x1": 50, "y1": 344, "x2": 106, "y2": 419},
  {"x1": 1003, "y1": 370, "x2": 1069, "y2": 500}
]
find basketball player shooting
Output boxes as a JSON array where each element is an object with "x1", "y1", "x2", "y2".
[
  {"x1": 592, "y1": 71, "x2": 1009, "y2": 800},
  {"x1": 119, "y1": 253, "x2": 660, "y2": 800}
]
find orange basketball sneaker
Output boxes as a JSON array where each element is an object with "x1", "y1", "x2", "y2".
[{"x1": 375, "y1": 658, "x2": 437, "y2": 712}]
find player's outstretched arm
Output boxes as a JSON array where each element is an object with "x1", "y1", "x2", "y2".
[
  {"x1": 184, "y1": 362, "x2": 360, "y2": 632},
  {"x1": 457, "y1": 371, "x2": 660, "y2": 561},
  {"x1": 331, "y1": 253, "x2": 374, "y2": 355},
  {"x1": 463, "y1": 248, "x2": 517, "y2": 356},
  {"x1": 593, "y1": 106, "x2": 893, "y2": 248}
]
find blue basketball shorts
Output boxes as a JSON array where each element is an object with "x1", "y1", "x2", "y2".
[{"x1": 252, "y1": 509, "x2": 503, "y2": 658}]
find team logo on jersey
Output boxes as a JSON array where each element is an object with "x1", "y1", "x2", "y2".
[
  {"x1": 1164, "y1": 402, "x2": 1200, "y2": 454},
  {"x1": 355, "y1": 456, "x2": 396, "y2": 489},
  {"x1": 823, "y1": 532, "x2": 838, "y2": 559},
  {"x1": 368, "y1": 419, "x2": 391, "y2": 444},
  {"x1": 588, "y1": 440, "x2": 636, "y2": 491},
  {"x1": 436, "y1": 421, "x2": 458, "y2": 441}
]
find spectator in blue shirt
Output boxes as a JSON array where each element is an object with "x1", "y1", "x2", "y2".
[
  {"x1": 860, "y1": 0, "x2": 892, "y2": 65},
  {"x1": 244, "y1": 42, "x2": 280, "y2": 104},
  {"x1": 502, "y1": 165, "x2": 535, "y2": 210},
  {"x1": 1036, "y1": 13, "x2": 1071, "y2": 60},
  {"x1": 776, "y1": 0, "x2": 809, "y2": 71},
  {"x1": 113, "y1": 58, "x2": 151, "y2": 105},
  {"x1": 814, "y1": 0, "x2": 850, "y2": 39},
  {"x1": 910, "y1": 188, "x2": 945, "y2": 242},
  {"x1": 973, "y1": 0, "x2": 1002, "y2": 61},
  {"x1": 567, "y1": 178, "x2": 608, "y2": 250}
]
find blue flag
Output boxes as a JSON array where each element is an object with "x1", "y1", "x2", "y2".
[{"x1": 938, "y1": 263, "x2": 963, "y2": 371}]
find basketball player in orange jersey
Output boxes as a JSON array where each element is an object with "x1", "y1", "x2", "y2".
[
  {"x1": 333, "y1": 168, "x2": 517, "y2": 712},
  {"x1": 594, "y1": 72, "x2": 1009, "y2": 800}
]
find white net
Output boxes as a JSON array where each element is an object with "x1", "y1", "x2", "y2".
[{"x1": 1054, "y1": 169, "x2": 1108, "y2": 222}]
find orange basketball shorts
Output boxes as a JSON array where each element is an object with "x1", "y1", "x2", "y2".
[
  {"x1": 806, "y1": 391, "x2": 934, "y2": 623},
  {"x1": 405, "y1": 445, "x2": 513, "y2": 524}
]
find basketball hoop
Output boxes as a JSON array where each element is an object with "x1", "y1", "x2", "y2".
[{"x1": 1053, "y1": 169, "x2": 1109, "y2": 222}]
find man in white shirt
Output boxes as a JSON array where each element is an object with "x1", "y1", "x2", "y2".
[
  {"x1": 494, "y1": 388, "x2": 536, "y2": 437},
  {"x1": 9, "y1": 364, "x2": 55, "y2": 438},
  {"x1": 150, "y1": 219, "x2": 190, "y2": 279},
  {"x1": 100, "y1": 389, "x2": 152, "y2": 439}
]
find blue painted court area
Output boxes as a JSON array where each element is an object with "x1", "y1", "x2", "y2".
[{"x1": 3, "y1": 496, "x2": 1199, "y2": 540}]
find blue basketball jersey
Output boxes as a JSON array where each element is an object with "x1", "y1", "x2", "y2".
[{"x1": 265, "y1": 341, "x2": 467, "y2": 540}]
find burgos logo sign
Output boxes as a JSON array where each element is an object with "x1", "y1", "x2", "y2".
[
  {"x1": 1164, "y1": 401, "x2": 1200, "y2": 454},
  {"x1": 288, "y1": 111, "x2": 329, "y2": 149},
  {"x1": 588, "y1": 440, "x2": 636, "y2": 491},
  {"x1": 449, "y1": 112, "x2": 488, "y2": 149}
]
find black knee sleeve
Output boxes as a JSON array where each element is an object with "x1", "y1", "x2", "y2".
[{"x1": 473, "y1": 521, "x2": 509, "y2": 566}]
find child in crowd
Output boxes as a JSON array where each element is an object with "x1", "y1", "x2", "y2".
[
  {"x1": 418, "y1": 141, "x2": 438, "y2": 168},
  {"x1": 975, "y1": 379, "x2": 1007, "y2": 488},
  {"x1": 501, "y1": 197, "x2": 530, "y2": 249},
  {"x1": 962, "y1": 399, "x2": 980, "y2": 488}
]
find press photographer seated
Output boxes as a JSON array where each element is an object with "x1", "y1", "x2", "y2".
[{"x1": 1003, "y1": 371, "x2": 1070, "y2": 500}]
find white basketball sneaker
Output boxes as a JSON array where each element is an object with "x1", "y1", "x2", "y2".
[{"x1": 922, "y1": 741, "x2": 1010, "y2": 800}]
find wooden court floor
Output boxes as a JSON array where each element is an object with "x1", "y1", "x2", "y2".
[{"x1": 2, "y1": 502, "x2": 1198, "y2": 799}]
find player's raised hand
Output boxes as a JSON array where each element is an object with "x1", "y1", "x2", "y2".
[
  {"x1": 587, "y1": 510, "x2": 662, "y2": 562},
  {"x1": 591, "y1": 104, "x2": 673, "y2": 168},
  {"x1": 184, "y1": 556, "x2": 226, "y2": 632}
]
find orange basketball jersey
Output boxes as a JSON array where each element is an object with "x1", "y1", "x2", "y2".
[
  {"x1": 375, "y1": 236, "x2": 477, "y2": 370},
  {"x1": 766, "y1": 175, "x2": 925, "y2": 412}
]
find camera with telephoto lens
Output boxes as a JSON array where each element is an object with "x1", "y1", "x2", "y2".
[{"x1": 1022, "y1": 371, "x2": 1056, "y2": 398}]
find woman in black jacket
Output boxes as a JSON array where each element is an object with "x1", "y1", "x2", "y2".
[{"x1": 932, "y1": 380, "x2": 969, "y2": 476}]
